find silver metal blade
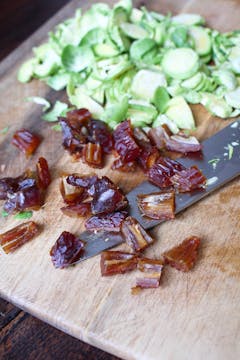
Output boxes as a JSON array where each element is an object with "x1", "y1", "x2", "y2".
[{"x1": 75, "y1": 119, "x2": 240, "y2": 262}]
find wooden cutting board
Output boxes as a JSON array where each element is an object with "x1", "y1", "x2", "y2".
[{"x1": 0, "y1": 1, "x2": 240, "y2": 359}]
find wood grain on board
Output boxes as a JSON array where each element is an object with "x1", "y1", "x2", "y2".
[
  {"x1": 0, "y1": 298, "x2": 119, "y2": 360},
  {"x1": 0, "y1": 1, "x2": 240, "y2": 360}
]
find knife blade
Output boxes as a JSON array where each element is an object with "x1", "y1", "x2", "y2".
[{"x1": 74, "y1": 119, "x2": 240, "y2": 263}]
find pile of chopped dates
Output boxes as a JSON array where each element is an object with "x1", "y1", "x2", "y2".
[
  {"x1": 0, "y1": 157, "x2": 51, "y2": 214},
  {"x1": 59, "y1": 109, "x2": 202, "y2": 173},
  {"x1": 50, "y1": 170, "x2": 201, "y2": 292},
  {"x1": 0, "y1": 157, "x2": 51, "y2": 253},
  {"x1": 0, "y1": 109, "x2": 205, "y2": 293}
]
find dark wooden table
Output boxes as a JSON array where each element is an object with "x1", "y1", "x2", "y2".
[{"x1": 0, "y1": 1, "x2": 119, "y2": 359}]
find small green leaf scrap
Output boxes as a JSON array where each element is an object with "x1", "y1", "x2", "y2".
[
  {"x1": 14, "y1": 211, "x2": 33, "y2": 220},
  {"x1": 228, "y1": 144, "x2": 234, "y2": 160},
  {"x1": 26, "y1": 96, "x2": 51, "y2": 112},
  {"x1": 208, "y1": 157, "x2": 220, "y2": 170},
  {"x1": 42, "y1": 101, "x2": 69, "y2": 122},
  {"x1": 1, "y1": 210, "x2": 9, "y2": 218},
  {"x1": 0, "y1": 127, "x2": 9, "y2": 135},
  {"x1": 51, "y1": 124, "x2": 62, "y2": 131}
]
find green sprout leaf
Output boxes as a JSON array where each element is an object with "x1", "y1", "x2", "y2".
[
  {"x1": 14, "y1": 211, "x2": 33, "y2": 220},
  {"x1": 26, "y1": 97, "x2": 51, "y2": 112},
  {"x1": 17, "y1": 58, "x2": 36, "y2": 83},
  {"x1": 42, "y1": 101, "x2": 69, "y2": 122},
  {"x1": 1, "y1": 210, "x2": 9, "y2": 218},
  {"x1": 51, "y1": 124, "x2": 62, "y2": 131},
  {"x1": 153, "y1": 86, "x2": 170, "y2": 113},
  {"x1": 0, "y1": 127, "x2": 9, "y2": 135},
  {"x1": 208, "y1": 158, "x2": 220, "y2": 170},
  {"x1": 61, "y1": 45, "x2": 94, "y2": 73},
  {"x1": 228, "y1": 144, "x2": 234, "y2": 160},
  {"x1": 171, "y1": 26, "x2": 188, "y2": 47}
]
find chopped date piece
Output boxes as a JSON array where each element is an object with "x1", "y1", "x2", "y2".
[
  {"x1": 85, "y1": 211, "x2": 128, "y2": 232},
  {"x1": 60, "y1": 176, "x2": 86, "y2": 205},
  {"x1": 59, "y1": 117, "x2": 87, "y2": 154},
  {"x1": 66, "y1": 174, "x2": 98, "y2": 189},
  {"x1": 177, "y1": 130, "x2": 189, "y2": 138},
  {"x1": 148, "y1": 125, "x2": 202, "y2": 154},
  {"x1": 148, "y1": 163, "x2": 172, "y2": 188},
  {"x1": 161, "y1": 124, "x2": 173, "y2": 136},
  {"x1": 60, "y1": 110, "x2": 113, "y2": 158},
  {"x1": 148, "y1": 157, "x2": 186, "y2": 188},
  {"x1": 137, "y1": 190, "x2": 175, "y2": 220},
  {"x1": 4, "y1": 181, "x2": 42, "y2": 214},
  {"x1": 0, "y1": 173, "x2": 29, "y2": 203},
  {"x1": 87, "y1": 119, "x2": 113, "y2": 154},
  {"x1": 50, "y1": 231, "x2": 85, "y2": 269},
  {"x1": 1, "y1": 173, "x2": 35, "y2": 197},
  {"x1": 36, "y1": 157, "x2": 51, "y2": 190},
  {"x1": 121, "y1": 216, "x2": 154, "y2": 253},
  {"x1": 12, "y1": 129, "x2": 41, "y2": 157},
  {"x1": 163, "y1": 236, "x2": 201, "y2": 272},
  {"x1": 17, "y1": 171, "x2": 36, "y2": 190},
  {"x1": 133, "y1": 128, "x2": 159, "y2": 171},
  {"x1": 134, "y1": 274, "x2": 161, "y2": 290},
  {"x1": 171, "y1": 166, "x2": 206, "y2": 193},
  {"x1": 82, "y1": 143, "x2": 103, "y2": 168},
  {"x1": 113, "y1": 120, "x2": 141, "y2": 163},
  {"x1": 158, "y1": 157, "x2": 185, "y2": 172},
  {"x1": 0, "y1": 161, "x2": 50, "y2": 214},
  {"x1": 165, "y1": 135, "x2": 202, "y2": 153},
  {"x1": 0, "y1": 177, "x2": 19, "y2": 200},
  {"x1": 133, "y1": 258, "x2": 164, "y2": 290},
  {"x1": 89, "y1": 176, "x2": 128, "y2": 215},
  {"x1": 131, "y1": 286, "x2": 142, "y2": 295},
  {"x1": 148, "y1": 126, "x2": 169, "y2": 150},
  {"x1": 137, "y1": 146, "x2": 159, "y2": 171},
  {"x1": 0, "y1": 221, "x2": 39, "y2": 254},
  {"x1": 137, "y1": 257, "x2": 164, "y2": 273},
  {"x1": 61, "y1": 203, "x2": 91, "y2": 217},
  {"x1": 0, "y1": 172, "x2": 34, "y2": 190},
  {"x1": 111, "y1": 158, "x2": 137, "y2": 172},
  {"x1": 133, "y1": 127, "x2": 151, "y2": 144},
  {"x1": 101, "y1": 251, "x2": 138, "y2": 276},
  {"x1": 66, "y1": 108, "x2": 92, "y2": 124},
  {"x1": 60, "y1": 109, "x2": 91, "y2": 155}
]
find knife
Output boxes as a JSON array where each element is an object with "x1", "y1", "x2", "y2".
[{"x1": 74, "y1": 119, "x2": 240, "y2": 263}]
